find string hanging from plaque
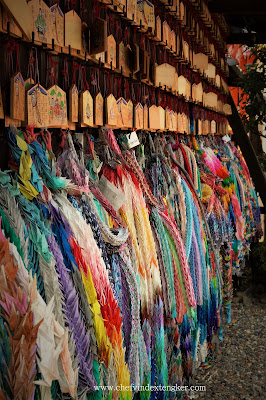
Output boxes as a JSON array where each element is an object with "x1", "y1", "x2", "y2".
[
  {"x1": 9, "y1": 40, "x2": 25, "y2": 121},
  {"x1": 46, "y1": 55, "x2": 67, "y2": 127},
  {"x1": 116, "y1": 77, "x2": 128, "y2": 128},
  {"x1": 26, "y1": 50, "x2": 49, "y2": 128},
  {"x1": 134, "y1": 83, "x2": 144, "y2": 130},
  {"x1": 91, "y1": 67, "x2": 104, "y2": 126},
  {"x1": 142, "y1": 84, "x2": 149, "y2": 130},
  {"x1": 50, "y1": 3, "x2": 64, "y2": 47},
  {"x1": 69, "y1": 60, "x2": 79, "y2": 123},
  {"x1": 79, "y1": 66, "x2": 94, "y2": 127}
]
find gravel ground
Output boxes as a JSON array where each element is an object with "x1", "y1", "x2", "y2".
[{"x1": 192, "y1": 294, "x2": 266, "y2": 399}]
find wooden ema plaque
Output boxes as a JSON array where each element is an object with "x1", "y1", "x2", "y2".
[
  {"x1": 127, "y1": 100, "x2": 133, "y2": 128},
  {"x1": 215, "y1": 74, "x2": 221, "y2": 88},
  {"x1": 65, "y1": 10, "x2": 82, "y2": 51},
  {"x1": 193, "y1": 53, "x2": 208, "y2": 70},
  {"x1": 198, "y1": 119, "x2": 202, "y2": 135},
  {"x1": 192, "y1": 83, "x2": 197, "y2": 102},
  {"x1": 69, "y1": 84, "x2": 78, "y2": 123},
  {"x1": 118, "y1": 42, "x2": 130, "y2": 76},
  {"x1": 205, "y1": 63, "x2": 216, "y2": 80},
  {"x1": 178, "y1": 75, "x2": 186, "y2": 97},
  {"x1": 80, "y1": 90, "x2": 94, "y2": 127},
  {"x1": 196, "y1": 82, "x2": 203, "y2": 103},
  {"x1": 24, "y1": 77, "x2": 35, "y2": 91},
  {"x1": 31, "y1": 0, "x2": 52, "y2": 44},
  {"x1": 47, "y1": 85, "x2": 67, "y2": 127},
  {"x1": 135, "y1": 0, "x2": 155, "y2": 30},
  {"x1": 224, "y1": 104, "x2": 232, "y2": 115},
  {"x1": 0, "y1": 88, "x2": 4, "y2": 119},
  {"x1": 170, "y1": 30, "x2": 176, "y2": 53},
  {"x1": 117, "y1": 97, "x2": 128, "y2": 128},
  {"x1": 158, "y1": 106, "x2": 165, "y2": 130},
  {"x1": 205, "y1": 92, "x2": 218, "y2": 110},
  {"x1": 126, "y1": 0, "x2": 135, "y2": 22},
  {"x1": 203, "y1": 120, "x2": 209, "y2": 135},
  {"x1": 0, "y1": 0, "x2": 31, "y2": 40},
  {"x1": 217, "y1": 100, "x2": 223, "y2": 113},
  {"x1": 90, "y1": 18, "x2": 107, "y2": 55},
  {"x1": 211, "y1": 120, "x2": 216, "y2": 135},
  {"x1": 155, "y1": 16, "x2": 161, "y2": 41},
  {"x1": 162, "y1": 21, "x2": 169, "y2": 46},
  {"x1": 2, "y1": 8, "x2": 22, "y2": 37},
  {"x1": 143, "y1": 104, "x2": 148, "y2": 130},
  {"x1": 172, "y1": 72, "x2": 178, "y2": 95},
  {"x1": 134, "y1": 103, "x2": 144, "y2": 130},
  {"x1": 94, "y1": 92, "x2": 104, "y2": 126},
  {"x1": 165, "y1": 108, "x2": 170, "y2": 130},
  {"x1": 106, "y1": 35, "x2": 116, "y2": 68},
  {"x1": 133, "y1": 44, "x2": 140, "y2": 76},
  {"x1": 182, "y1": 39, "x2": 189, "y2": 62},
  {"x1": 155, "y1": 63, "x2": 175, "y2": 89},
  {"x1": 50, "y1": 4, "x2": 64, "y2": 47},
  {"x1": 149, "y1": 105, "x2": 159, "y2": 130},
  {"x1": 27, "y1": 84, "x2": 49, "y2": 128},
  {"x1": 185, "y1": 79, "x2": 191, "y2": 101},
  {"x1": 106, "y1": 94, "x2": 118, "y2": 126},
  {"x1": 10, "y1": 72, "x2": 25, "y2": 121},
  {"x1": 172, "y1": 111, "x2": 178, "y2": 132}
]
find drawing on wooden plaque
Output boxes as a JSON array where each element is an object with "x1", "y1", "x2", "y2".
[
  {"x1": 223, "y1": 104, "x2": 232, "y2": 115},
  {"x1": 50, "y1": 4, "x2": 64, "y2": 47},
  {"x1": 134, "y1": 103, "x2": 144, "y2": 130},
  {"x1": 24, "y1": 78, "x2": 35, "y2": 90},
  {"x1": 69, "y1": 84, "x2": 78, "y2": 122},
  {"x1": 31, "y1": 0, "x2": 52, "y2": 44},
  {"x1": 117, "y1": 97, "x2": 128, "y2": 128},
  {"x1": 27, "y1": 84, "x2": 49, "y2": 127},
  {"x1": 106, "y1": 35, "x2": 116, "y2": 68},
  {"x1": 65, "y1": 10, "x2": 82, "y2": 50},
  {"x1": 94, "y1": 92, "x2": 104, "y2": 126},
  {"x1": 10, "y1": 72, "x2": 25, "y2": 121},
  {"x1": 135, "y1": 0, "x2": 155, "y2": 29},
  {"x1": 127, "y1": 100, "x2": 133, "y2": 128},
  {"x1": 80, "y1": 90, "x2": 94, "y2": 126},
  {"x1": 106, "y1": 94, "x2": 118, "y2": 126},
  {"x1": 47, "y1": 85, "x2": 67, "y2": 126},
  {"x1": 0, "y1": 88, "x2": 4, "y2": 119}
]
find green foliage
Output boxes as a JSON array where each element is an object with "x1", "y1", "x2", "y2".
[
  {"x1": 239, "y1": 45, "x2": 266, "y2": 134},
  {"x1": 250, "y1": 241, "x2": 266, "y2": 285}
]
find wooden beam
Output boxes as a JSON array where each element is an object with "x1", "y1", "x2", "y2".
[{"x1": 228, "y1": 93, "x2": 266, "y2": 207}]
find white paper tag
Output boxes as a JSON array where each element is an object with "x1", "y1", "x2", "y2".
[
  {"x1": 222, "y1": 134, "x2": 231, "y2": 143},
  {"x1": 98, "y1": 175, "x2": 126, "y2": 211},
  {"x1": 126, "y1": 131, "x2": 140, "y2": 149}
]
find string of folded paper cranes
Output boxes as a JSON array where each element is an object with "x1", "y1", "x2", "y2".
[{"x1": 0, "y1": 124, "x2": 261, "y2": 399}]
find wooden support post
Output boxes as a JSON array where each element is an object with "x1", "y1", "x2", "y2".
[{"x1": 228, "y1": 93, "x2": 266, "y2": 207}]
